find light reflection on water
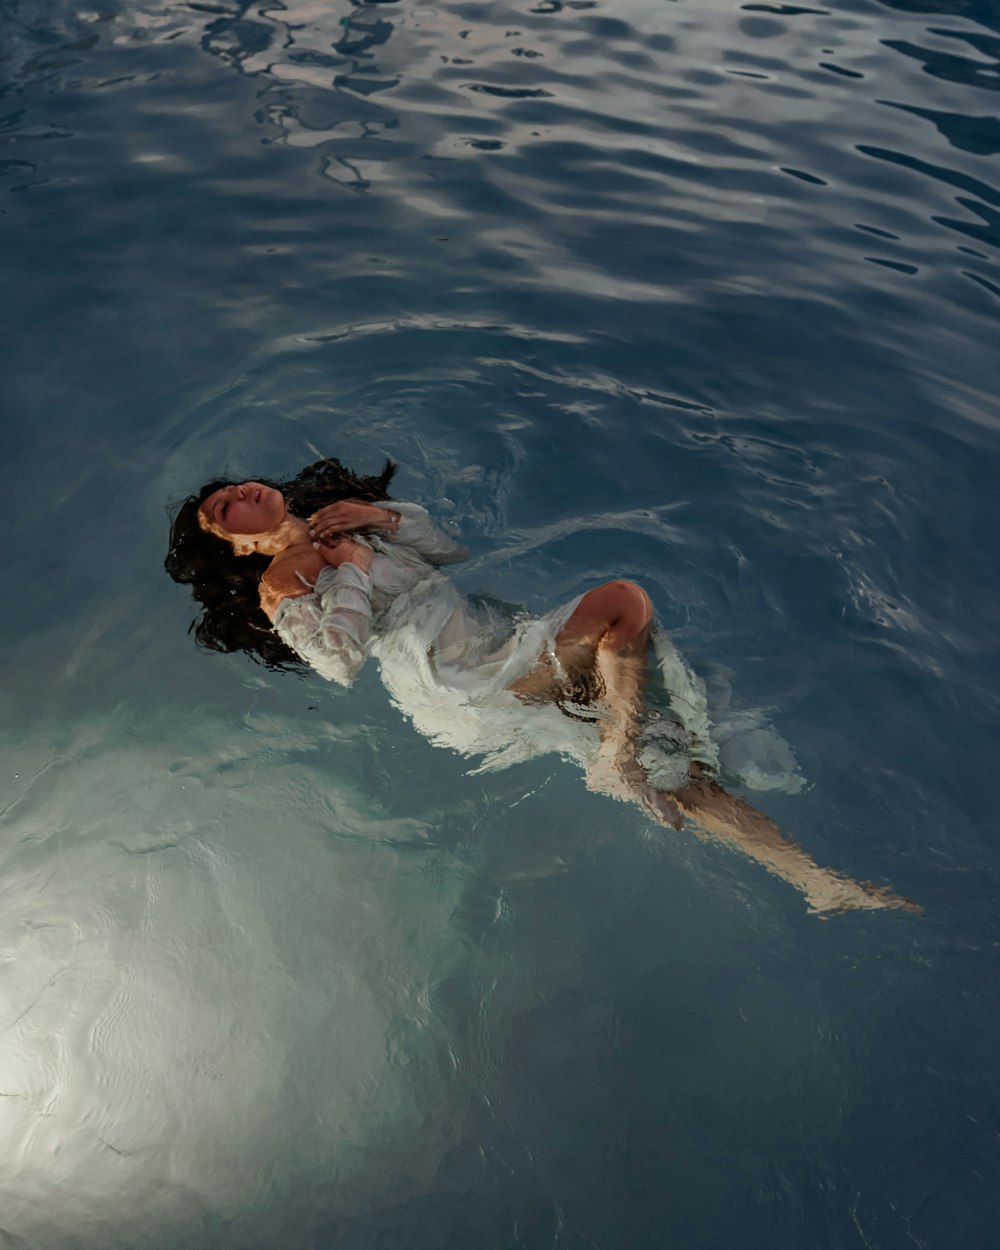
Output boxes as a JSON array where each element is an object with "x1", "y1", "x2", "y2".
[
  {"x1": 1, "y1": 709, "x2": 469, "y2": 1245},
  {"x1": 2, "y1": 0, "x2": 999, "y2": 1244}
]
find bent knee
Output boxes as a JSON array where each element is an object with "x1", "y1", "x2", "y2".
[
  {"x1": 562, "y1": 580, "x2": 654, "y2": 650},
  {"x1": 606, "y1": 579, "x2": 652, "y2": 623},
  {"x1": 594, "y1": 579, "x2": 653, "y2": 636}
]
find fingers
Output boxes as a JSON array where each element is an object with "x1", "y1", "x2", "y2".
[
  {"x1": 308, "y1": 505, "x2": 344, "y2": 541},
  {"x1": 308, "y1": 502, "x2": 348, "y2": 530},
  {"x1": 310, "y1": 523, "x2": 349, "y2": 544},
  {"x1": 319, "y1": 537, "x2": 370, "y2": 571},
  {"x1": 310, "y1": 530, "x2": 342, "y2": 548},
  {"x1": 309, "y1": 502, "x2": 347, "y2": 521},
  {"x1": 308, "y1": 501, "x2": 377, "y2": 539},
  {"x1": 323, "y1": 538, "x2": 357, "y2": 558}
]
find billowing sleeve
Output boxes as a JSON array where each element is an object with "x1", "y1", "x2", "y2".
[
  {"x1": 273, "y1": 563, "x2": 373, "y2": 687},
  {"x1": 379, "y1": 501, "x2": 468, "y2": 565}
]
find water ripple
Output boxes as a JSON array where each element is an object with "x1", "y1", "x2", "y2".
[{"x1": 4, "y1": 0, "x2": 1000, "y2": 1244}]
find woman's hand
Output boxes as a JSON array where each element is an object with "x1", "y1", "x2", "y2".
[
  {"x1": 318, "y1": 537, "x2": 373, "y2": 573},
  {"x1": 309, "y1": 501, "x2": 399, "y2": 542}
]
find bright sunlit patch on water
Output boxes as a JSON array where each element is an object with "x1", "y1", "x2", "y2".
[{"x1": 0, "y1": 717, "x2": 467, "y2": 1246}]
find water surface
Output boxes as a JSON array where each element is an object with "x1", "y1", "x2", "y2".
[{"x1": 1, "y1": 0, "x2": 999, "y2": 1245}]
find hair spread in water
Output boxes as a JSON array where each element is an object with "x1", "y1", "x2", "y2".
[{"x1": 165, "y1": 456, "x2": 396, "y2": 670}]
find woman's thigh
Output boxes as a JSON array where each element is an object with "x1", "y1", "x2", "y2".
[
  {"x1": 555, "y1": 580, "x2": 652, "y2": 654},
  {"x1": 508, "y1": 580, "x2": 652, "y2": 700}
]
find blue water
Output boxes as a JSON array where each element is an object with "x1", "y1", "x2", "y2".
[{"x1": 2, "y1": 0, "x2": 999, "y2": 1245}]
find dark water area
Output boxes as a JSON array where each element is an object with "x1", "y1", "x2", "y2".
[{"x1": 1, "y1": 0, "x2": 999, "y2": 1245}]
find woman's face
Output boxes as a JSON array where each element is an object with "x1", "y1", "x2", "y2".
[{"x1": 199, "y1": 482, "x2": 286, "y2": 541}]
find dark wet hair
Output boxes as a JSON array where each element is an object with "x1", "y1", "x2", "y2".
[{"x1": 165, "y1": 456, "x2": 397, "y2": 671}]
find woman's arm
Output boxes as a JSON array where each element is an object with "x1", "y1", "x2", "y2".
[
  {"x1": 310, "y1": 500, "x2": 468, "y2": 566},
  {"x1": 308, "y1": 500, "x2": 400, "y2": 540},
  {"x1": 272, "y1": 544, "x2": 376, "y2": 687},
  {"x1": 259, "y1": 546, "x2": 329, "y2": 622}
]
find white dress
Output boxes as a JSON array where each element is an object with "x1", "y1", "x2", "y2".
[{"x1": 274, "y1": 503, "x2": 801, "y2": 791}]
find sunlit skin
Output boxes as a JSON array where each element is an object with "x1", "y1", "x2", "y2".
[
  {"x1": 198, "y1": 484, "x2": 383, "y2": 619},
  {"x1": 199, "y1": 482, "x2": 304, "y2": 553},
  {"x1": 200, "y1": 483, "x2": 920, "y2": 917}
]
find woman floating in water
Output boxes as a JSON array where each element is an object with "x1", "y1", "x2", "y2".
[{"x1": 166, "y1": 456, "x2": 918, "y2": 917}]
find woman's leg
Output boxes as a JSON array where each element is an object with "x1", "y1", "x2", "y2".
[
  {"x1": 508, "y1": 580, "x2": 653, "y2": 706},
  {"x1": 556, "y1": 579, "x2": 654, "y2": 660},
  {"x1": 511, "y1": 583, "x2": 919, "y2": 914},
  {"x1": 668, "y1": 768, "x2": 921, "y2": 914},
  {"x1": 552, "y1": 582, "x2": 668, "y2": 804}
]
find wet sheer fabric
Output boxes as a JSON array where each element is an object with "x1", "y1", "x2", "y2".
[
  {"x1": 273, "y1": 502, "x2": 469, "y2": 688},
  {"x1": 274, "y1": 503, "x2": 801, "y2": 789}
]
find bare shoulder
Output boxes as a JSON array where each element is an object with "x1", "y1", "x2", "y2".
[{"x1": 259, "y1": 545, "x2": 327, "y2": 621}]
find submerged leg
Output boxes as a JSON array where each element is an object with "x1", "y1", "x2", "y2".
[
  {"x1": 511, "y1": 583, "x2": 919, "y2": 915},
  {"x1": 670, "y1": 766, "x2": 921, "y2": 915},
  {"x1": 510, "y1": 580, "x2": 684, "y2": 814},
  {"x1": 594, "y1": 751, "x2": 920, "y2": 915}
]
